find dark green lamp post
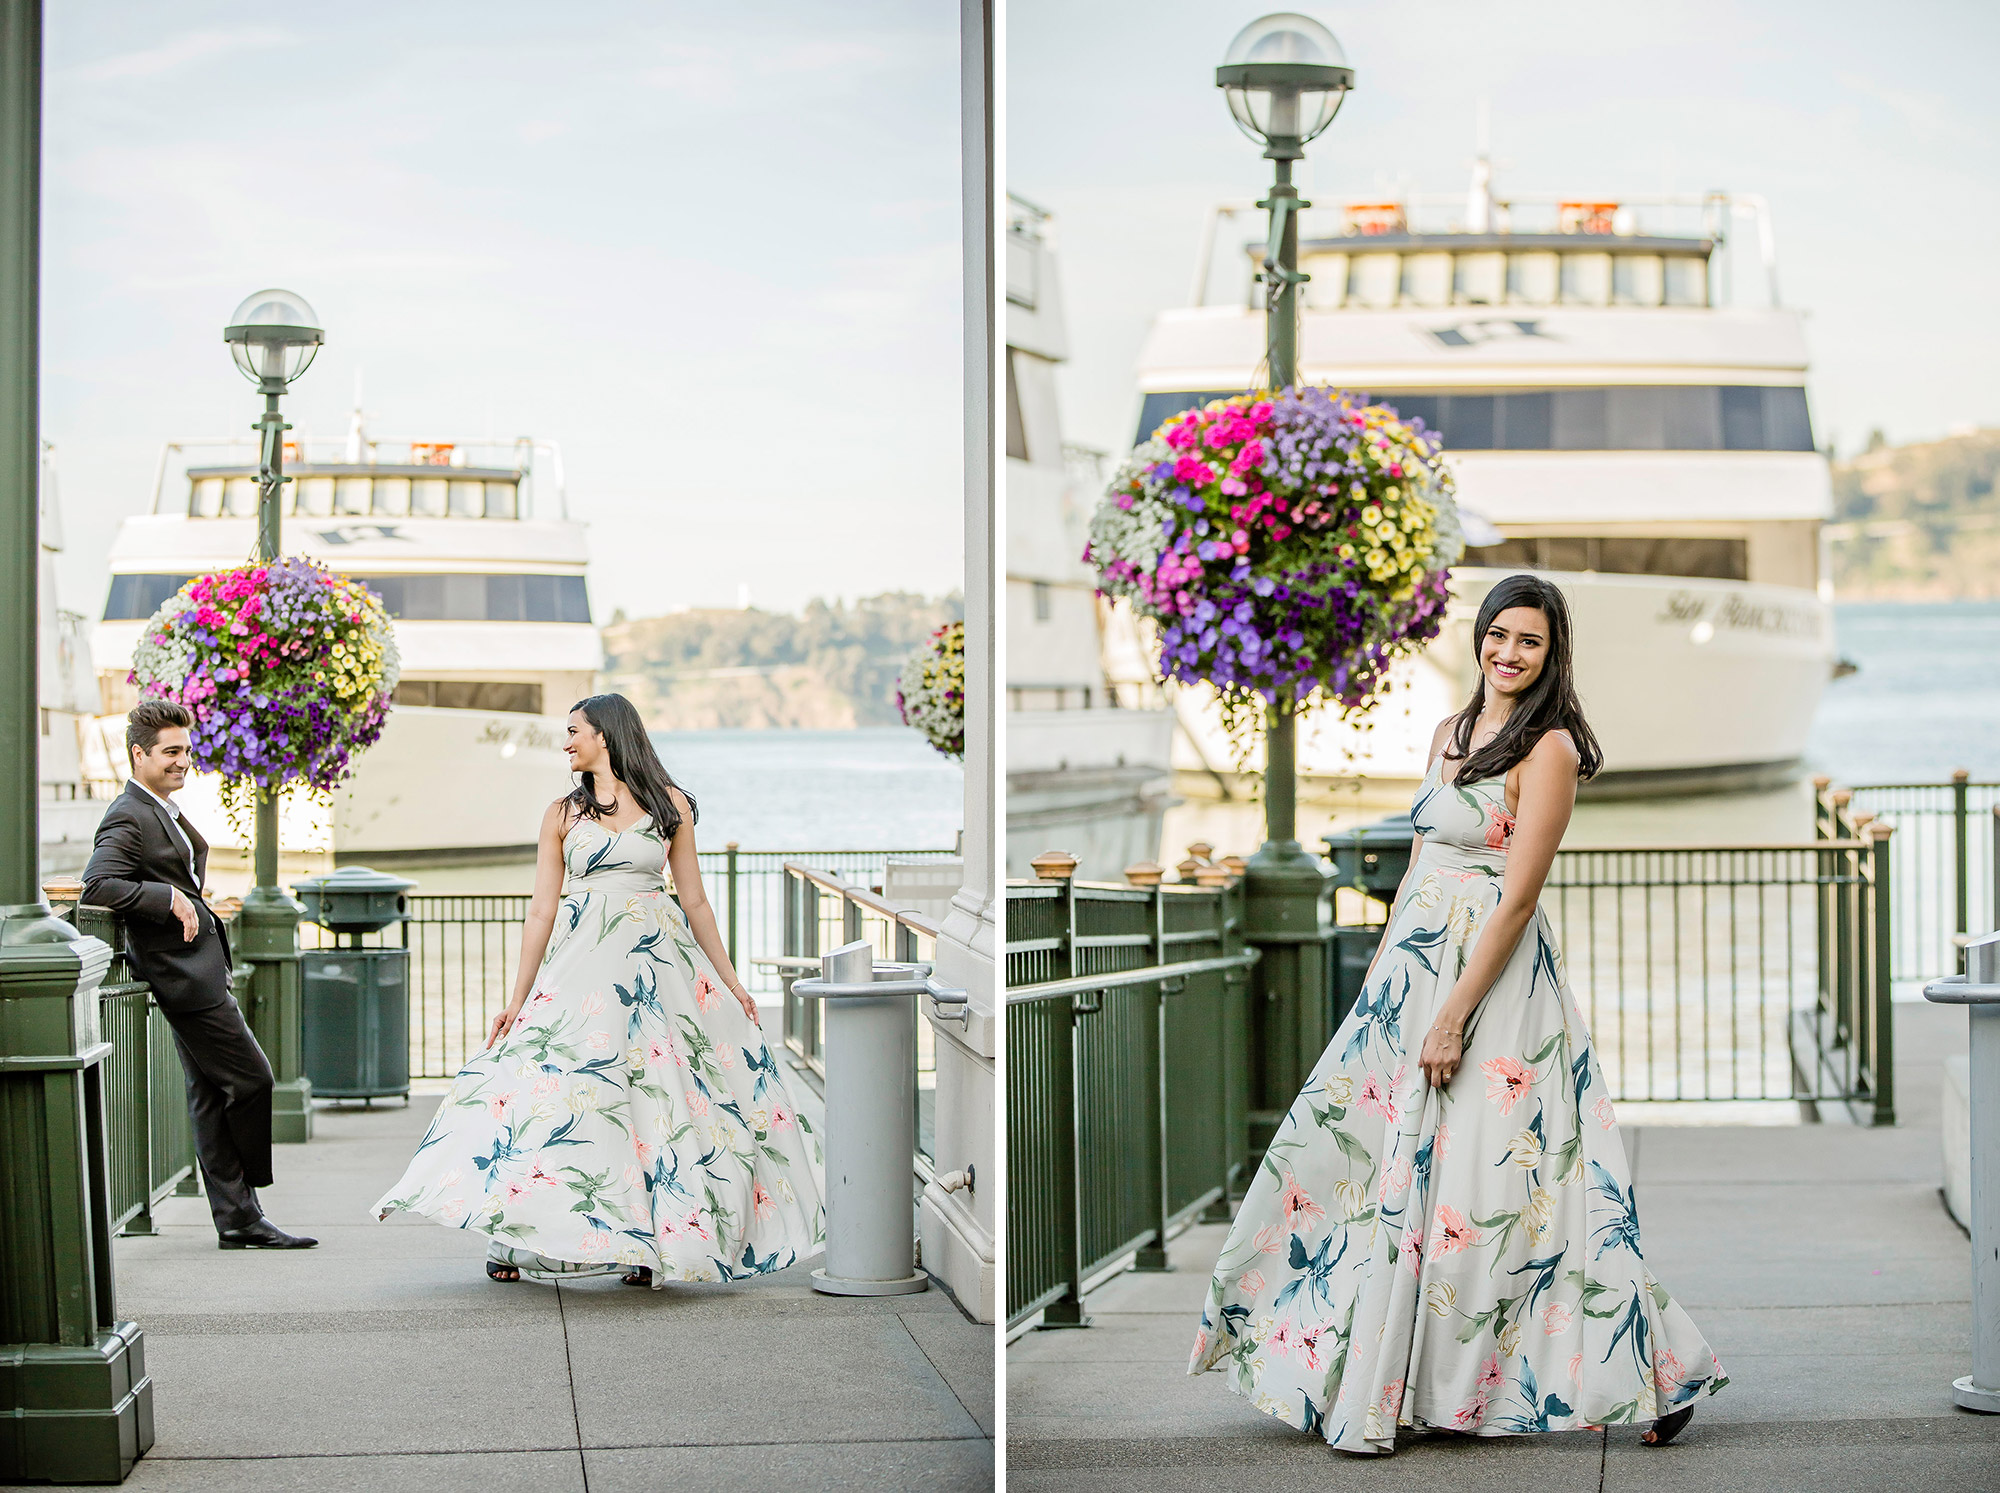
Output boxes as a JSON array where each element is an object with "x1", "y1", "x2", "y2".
[
  {"x1": 1215, "y1": 13, "x2": 1355, "y2": 1146},
  {"x1": 222, "y1": 289, "x2": 323, "y2": 1144}
]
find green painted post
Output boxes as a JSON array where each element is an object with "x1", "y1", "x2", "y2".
[
  {"x1": 1954, "y1": 769, "x2": 1971, "y2": 947},
  {"x1": 0, "y1": 2, "x2": 155, "y2": 1477},
  {"x1": 725, "y1": 841, "x2": 739, "y2": 969},
  {"x1": 1870, "y1": 823, "x2": 1896, "y2": 1127},
  {"x1": 236, "y1": 387, "x2": 311, "y2": 1144}
]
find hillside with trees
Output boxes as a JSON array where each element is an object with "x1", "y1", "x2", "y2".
[
  {"x1": 598, "y1": 591, "x2": 963, "y2": 730},
  {"x1": 1831, "y1": 428, "x2": 2000, "y2": 598}
]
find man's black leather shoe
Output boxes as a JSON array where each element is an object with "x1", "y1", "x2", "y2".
[{"x1": 218, "y1": 1219, "x2": 318, "y2": 1249}]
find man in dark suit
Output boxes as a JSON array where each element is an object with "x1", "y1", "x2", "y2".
[{"x1": 83, "y1": 699, "x2": 317, "y2": 1250}]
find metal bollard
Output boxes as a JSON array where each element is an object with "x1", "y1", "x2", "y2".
[
  {"x1": 1923, "y1": 928, "x2": 2000, "y2": 1414},
  {"x1": 791, "y1": 939, "x2": 964, "y2": 1297}
]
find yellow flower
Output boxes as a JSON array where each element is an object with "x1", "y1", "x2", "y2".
[
  {"x1": 1338, "y1": 543, "x2": 1355, "y2": 561},
  {"x1": 1498, "y1": 1319, "x2": 1522, "y2": 1357},
  {"x1": 1361, "y1": 504, "x2": 1382, "y2": 525},
  {"x1": 1523, "y1": 1186, "x2": 1557, "y2": 1243},
  {"x1": 1426, "y1": 1280, "x2": 1457, "y2": 1317}
]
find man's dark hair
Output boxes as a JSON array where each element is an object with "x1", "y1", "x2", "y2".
[{"x1": 127, "y1": 698, "x2": 194, "y2": 766}]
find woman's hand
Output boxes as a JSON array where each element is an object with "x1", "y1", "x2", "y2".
[
  {"x1": 1419, "y1": 1020, "x2": 1465, "y2": 1089},
  {"x1": 730, "y1": 982, "x2": 760, "y2": 1026},
  {"x1": 486, "y1": 1002, "x2": 524, "y2": 1050}
]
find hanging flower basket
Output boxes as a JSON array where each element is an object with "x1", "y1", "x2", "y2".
[
  {"x1": 895, "y1": 621, "x2": 965, "y2": 760},
  {"x1": 129, "y1": 558, "x2": 401, "y2": 823},
  {"x1": 1086, "y1": 386, "x2": 1463, "y2": 741}
]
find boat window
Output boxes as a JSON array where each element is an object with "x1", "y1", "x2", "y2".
[
  {"x1": 190, "y1": 478, "x2": 224, "y2": 517},
  {"x1": 102, "y1": 573, "x2": 195, "y2": 620},
  {"x1": 448, "y1": 480, "x2": 483, "y2": 518},
  {"x1": 355, "y1": 573, "x2": 592, "y2": 624},
  {"x1": 1302, "y1": 251, "x2": 1348, "y2": 309},
  {"x1": 1464, "y1": 536, "x2": 1748, "y2": 582},
  {"x1": 392, "y1": 680, "x2": 544, "y2": 714},
  {"x1": 1505, "y1": 251, "x2": 1557, "y2": 305},
  {"x1": 334, "y1": 477, "x2": 371, "y2": 516},
  {"x1": 1399, "y1": 253, "x2": 1451, "y2": 308},
  {"x1": 1612, "y1": 255, "x2": 1663, "y2": 306},
  {"x1": 224, "y1": 477, "x2": 258, "y2": 517},
  {"x1": 1559, "y1": 252, "x2": 1611, "y2": 307},
  {"x1": 1346, "y1": 253, "x2": 1398, "y2": 308},
  {"x1": 373, "y1": 477, "x2": 411, "y2": 515},
  {"x1": 1452, "y1": 252, "x2": 1504, "y2": 306},
  {"x1": 296, "y1": 476, "x2": 335, "y2": 516},
  {"x1": 411, "y1": 478, "x2": 448, "y2": 517},
  {"x1": 1134, "y1": 385, "x2": 1814, "y2": 452},
  {"x1": 484, "y1": 481, "x2": 518, "y2": 519},
  {"x1": 1663, "y1": 256, "x2": 1707, "y2": 306}
]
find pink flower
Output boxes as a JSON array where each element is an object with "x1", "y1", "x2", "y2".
[
  {"x1": 1192, "y1": 1328, "x2": 1207, "y2": 1357},
  {"x1": 1653, "y1": 1347, "x2": 1686, "y2": 1393},
  {"x1": 768, "y1": 1101, "x2": 794, "y2": 1131},
  {"x1": 753, "y1": 1180, "x2": 776, "y2": 1221},
  {"x1": 1484, "y1": 803, "x2": 1516, "y2": 851},
  {"x1": 527, "y1": 1163, "x2": 561, "y2": 1190},
  {"x1": 1542, "y1": 1303, "x2": 1574, "y2": 1336},
  {"x1": 578, "y1": 1230, "x2": 611, "y2": 1255},
  {"x1": 1377, "y1": 1379, "x2": 1404, "y2": 1419},
  {"x1": 1357, "y1": 1071, "x2": 1398, "y2": 1122},
  {"x1": 1277, "y1": 1170, "x2": 1326, "y2": 1233},
  {"x1": 438, "y1": 1199, "x2": 465, "y2": 1221},
  {"x1": 1452, "y1": 1390, "x2": 1489, "y2": 1429},
  {"x1": 1481, "y1": 1056, "x2": 1533, "y2": 1115},
  {"x1": 585, "y1": 1031, "x2": 612, "y2": 1053},
  {"x1": 686, "y1": 1089, "x2": 710, "y2": 1117},
  {"x1": 1252, "y1": 1224, "x2": 1285, "y2": 1256},
  {"x1": 1568, "y1": 1352, "x2": 1584, "y2": 1383},
  {"x1": 1267, "y1": 1318, "x2": 1296, "y2": 1358},
  {"x1": 532, "y1": 1074, "x2": 559, "y2": 1097},
  {"x1": 646, "y1": 1037, "x2": 672, "y2": 1066},
  {"x1": 1429, "y1": 1204, "x2": 1483, "y2": 1258},
  {"x1": 1478, "y1": 1352, "x2": 1504, "y2": 1389},
  {"x1": 1399, "y1": 1226, "x2": 1424, "y2": 1276},
  {"x1": 1296, "y1": 1319, "x2": 1329, "y2": 1372},
  {"x1": 1378, "y1": 1156, "x2": 1412, "y2": 1203},
  {"x1": 634, "y1": 1140, "x2": 655, "y2": 1166},
  {"x1": 718, "y1": 1046, "x2": 736, "y2": 1070},
  {"x1": 503, "y1": 1180, "x2": 528, "y2": 1203},
  {"x1": 1237, "y1": 1269, "x2": 1266, "y2": 1296},
  {"x1": 487, "y1": 1089, "x2": 517, "y2": 1119},
  {"x1": 1592, "y1": 1096, "x2": 1617, "y2": 1130},
  {"x1": 529, "y1": 989, "x2": 555, "y2": 1009},
  {"x1": 1435, "y1": 1120, "x2": 1452, "y2": 1158},
  {"x1": 694, "y1": 973, "x2": 721, "y2": 1011},
  {"x1": 580, "y1": 990, "x2": 605, "y2": 1016}
]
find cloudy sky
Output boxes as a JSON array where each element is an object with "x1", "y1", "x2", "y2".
[
  {"x1": 43, "y1": 2, "x2": 962, "y2": 623},
  {"x1": 1011, "y1": 0, "x2": 1999, "y2": 462}
]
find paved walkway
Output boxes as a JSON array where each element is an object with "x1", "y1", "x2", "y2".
[
  {"x1": 55, "y1": 1082, "x2": 993, "y2": 1492},
  {"x1": 1008, "y1": 1001, "x2": 2000, "y2": 1492}
]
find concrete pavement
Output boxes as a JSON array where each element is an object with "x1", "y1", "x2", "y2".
[
  {"x1": 1007, "y1": 1001, "x2": 2000, "y2": 1492},
  {"x1": 34, "y1": 1086, "x2": 993, "y2": 1493}
]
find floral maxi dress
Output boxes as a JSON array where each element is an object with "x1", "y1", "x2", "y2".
[
  {"x1": 373, "y1": 815, "x2": 825, "y2": 1283},
  {"x1": 1188, "y1": 757, "x2": 1727, "y2": 1451}
]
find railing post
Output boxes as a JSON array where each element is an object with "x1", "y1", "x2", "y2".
[
  {"x1": 725, "y1": 840, "x2": 739, "y2": 970},
  {"x1": 1992, "y1": 804, "x2": 2000, "y2": 932},
  {"x1": 1813, "y1": 776, "x2": 1832, "y2": 1012},
  {"x1": 1871, "y1": 823, "x2": 1897, "y2": 1126},
  {"x1": 1833, "y1": 792, "x2": 1855, "y2": 1042},
  {"x1": 1035, "y1": 853, "x2": 1089, "y2": 1326},
  {"x1": 1954, "y1": 770, "x2": 1972, "y2": 951}
]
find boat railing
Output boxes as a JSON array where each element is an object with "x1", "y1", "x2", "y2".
[{"x1": 147, "y1": 435, "x2": 568, "y2": 519}]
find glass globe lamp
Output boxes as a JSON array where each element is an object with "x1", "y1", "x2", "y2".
[
  {"x1": 224, "y1": 288, "x2": 323, "y2": 390},
  {"x1": 1216, "y1": 13, "x2": 1353, "y2": 157}
]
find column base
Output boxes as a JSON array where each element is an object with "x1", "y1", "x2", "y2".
[
  {"x1": 0, "y1": 1322, "x2": 153, "y2": 1484},
  {"x1": 921, "y1": 1181, "x2": 995, "y2": 1323},
  {"x1": 811, "y1": 1267, "x2": 930, "y2": 1297},
  {"x1": 271, "y1": 1075, "x2": 313, "y2": 1143},
  {"x1": 1954, "y1": 1375, "x2": 2000, "y2": 1414}
]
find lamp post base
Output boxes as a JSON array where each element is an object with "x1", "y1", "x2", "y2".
[
  {"x1": 1244, "y1": 840, "x2": 1332, "y2": 1156},
  {"x1": 0, "y1": 1324, "x2": 154, "y2": 1485},
  {"x1": 1953, "y1": 1375, "x2": 2000, "y2": 1414},
  {"x1": 235, "y1": 888, "x2": 313, "y2": 1144},
  {"x1": 810, "y1": 1267, "x2": 931, "y2": 1298}
]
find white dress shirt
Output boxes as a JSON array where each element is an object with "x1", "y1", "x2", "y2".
[{"x1": 133, "y1": 779, "x2": 200, "y2": 890}]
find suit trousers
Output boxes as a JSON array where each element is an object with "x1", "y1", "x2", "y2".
[{"x1": 162, "y1": 999, "x2": 276, "y2": 1232}]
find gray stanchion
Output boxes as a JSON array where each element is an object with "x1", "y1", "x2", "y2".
[
  {"x1": 1923, "y1": 928, "x2": 2000, "y2": 1414},
  {"x1": 793, "y1": 940, "x2": 964, "y2": 1297}
]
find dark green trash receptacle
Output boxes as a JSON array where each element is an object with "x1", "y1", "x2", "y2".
[
  {"x1": 294, "y1": 867, "x2": 416, "y2": 1102},
  {"x1": 1323, "y1": 813, "x2": 1415, "y2": 909}
]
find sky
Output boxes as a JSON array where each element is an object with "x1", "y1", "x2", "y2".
[
  {"x1": 42, "y1": 2, "x2": 963, "y2": 625},
  {"x1": 1009, "y1": 0, "x2": 2000, "y2": 464}
]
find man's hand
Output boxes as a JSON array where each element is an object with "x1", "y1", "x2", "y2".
[{"x1": 169, "y1": 888, "x2": 199, "y2": 944}]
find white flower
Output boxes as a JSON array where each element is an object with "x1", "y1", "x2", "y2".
[{"x1": 1505, "y1": 1128, "x2": 1543, "y2": 1169}]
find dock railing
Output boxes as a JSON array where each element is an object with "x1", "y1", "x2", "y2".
[
  {"x1": 1004, "y1": 858, "x2": 1257, "y2": 1331},
  {"x1": 1839, "y1": 771, "x2": 2000, "y2": 983},
  {"x1": 298, "y1": 847, "x2": 958, "y2": 1081},
  {"x1": 777, "y1": 863, "x2": 940, "y2": 1162},
  {"x1": 1006, "y1": 817, "x2": 1901, "y2": 1330}
]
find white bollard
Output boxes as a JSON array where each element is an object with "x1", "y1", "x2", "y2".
[
  {"x1": 796, "y1": 939, "x2": 930, "y2": 1297},
  {"x1": 1923, "y1": 928, "x2": 2000, "y2": 1414}
]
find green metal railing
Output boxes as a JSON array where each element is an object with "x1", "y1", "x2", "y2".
[
  {"x1": 302, "y1": 847, "x2": 957, "y2": 1080},
  {"x1": 58, "y1": 903, "x2": 200, "y2": 1235},
  {"x1": 1840, "y1": 772, "x2": 2000, "y2": 982},
  {"x1": 1005, "y1": 874, "x2": 1256, "y2": 1330},
  {"x1": 777, "y1": 863, "x2": 940, "y2": 1161}
]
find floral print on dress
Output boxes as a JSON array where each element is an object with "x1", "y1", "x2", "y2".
[
  {"x1": 1188, "y1": 754, "x2": 1726, "y2": 1452},
  {"x1": 373, "y1": 815, "x2": 825, "y2": 1284}
]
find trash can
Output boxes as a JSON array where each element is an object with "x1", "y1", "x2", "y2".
[
  {"x1": 1323, "y1": 813, "x2": 1415, "y2": 910},
  {"x1": 294, "y1": 867, "x2": 417, "y2": 1103}
]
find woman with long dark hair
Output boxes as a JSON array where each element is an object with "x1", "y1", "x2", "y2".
[
  {"x1": 375, "y1": 693, "x2": 824, "y2": 1287},
  {"x1": 1189, "y1": 574, "x2": 1726, "y2": 1451}
]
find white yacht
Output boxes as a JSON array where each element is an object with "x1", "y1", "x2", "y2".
[
  {"x1": 1006, "y1": 196, "x2": 1176, "y2": 877},
  {"x1": 89, "y1": 419, "x2": 601, "y2": 862},
  {"x1": 39, "y1": 445, "x2": 114, "y2": 875},
  {"x1": 1128, "y1": 176, "x2": 1834, "y2": 797}
]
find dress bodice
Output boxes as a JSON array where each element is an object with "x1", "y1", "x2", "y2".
[
  {"x1": 563, "y1": 815, "x2": 668, "y2": 897},
  {"x1": 1408, "y1": 755, "x2": 1515, "y2": 874}
]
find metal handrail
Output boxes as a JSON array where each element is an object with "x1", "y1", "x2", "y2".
[{"x1": 1006, "y1": 950, "x2": 1260, "y2": 1005}]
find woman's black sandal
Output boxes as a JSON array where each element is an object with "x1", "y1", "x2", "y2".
[
  {"x1": 621, "y1": 1266, "x2": 653, "y2": 1288},
  {"x1": 1643, "y1": 1406, "x2": 1693, "y2": 1446},
  {"x1": 486, "y1": 1259, "x2": 521, "y2": 1283}
]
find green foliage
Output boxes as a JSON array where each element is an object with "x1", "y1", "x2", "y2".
[{"x1": 1831, "y1": 429, "x2": 2000, "y2": 598}]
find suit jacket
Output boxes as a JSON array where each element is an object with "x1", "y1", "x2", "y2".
[{"x1": 82, "y1": 781, "x2": 234, "y2": 1014}]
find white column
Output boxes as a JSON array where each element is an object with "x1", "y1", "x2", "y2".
[{"x1": 922, "y1": 0, "x2": 998, "y2": 1325}]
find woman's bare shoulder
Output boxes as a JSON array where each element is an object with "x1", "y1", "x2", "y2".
[{"x1": 1529, "y1": 728, "x2": 1581, "y2": 770}]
